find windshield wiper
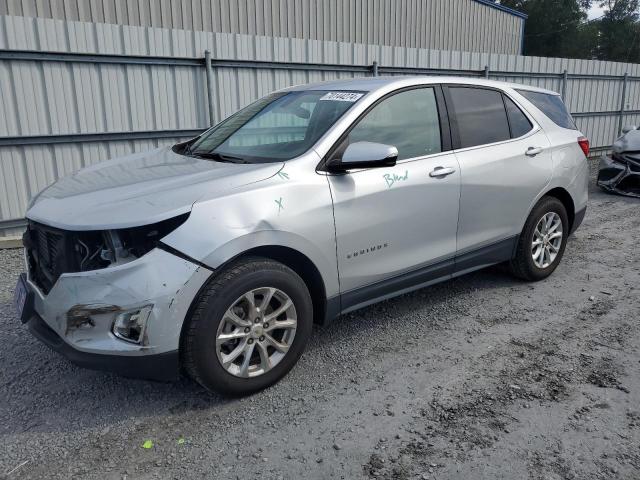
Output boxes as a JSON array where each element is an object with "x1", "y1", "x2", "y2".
[{"x1": 190, "y1": 151, "x2": 248, "y2": 163}]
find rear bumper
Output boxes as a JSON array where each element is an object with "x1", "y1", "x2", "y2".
[{"x1": 27, "y1": 313, "x2": 179, "y2": 381}]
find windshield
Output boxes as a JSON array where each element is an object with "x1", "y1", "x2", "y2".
[{"x1": 185, "y1": 90, "x2": 365, "y2": 163}]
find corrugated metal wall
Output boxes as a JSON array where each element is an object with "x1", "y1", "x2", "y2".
[
  {"x1": 0, "y1": 0, "x2": 525, "y2": 54},
  {"x1": 1, "y1": 14, "x2": 639, "y2": 236}
]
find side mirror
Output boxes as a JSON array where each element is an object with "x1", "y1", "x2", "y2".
[
  {"x1": 328, "y1": 141, "x2": 398, "y2": 172},
  {"x1": 622, "y1": 125, "x2": 637, "y2": 135}
]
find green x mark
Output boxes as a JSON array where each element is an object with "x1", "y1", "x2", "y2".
[
  {"x1": 277, "y1": 171, "x2": 290, "y2": 180},
  {"x1": 275, "y1": 197, "x2": 284, "y2": 214}
]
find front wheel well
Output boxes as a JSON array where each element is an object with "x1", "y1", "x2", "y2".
[
  {"x1": 216, "y1": 246, "x2": 328, "y2": 326},
  {"x1": 543, "y1": 187, "x2": 575, "y2": 232}
]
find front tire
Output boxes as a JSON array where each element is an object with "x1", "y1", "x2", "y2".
[
  {"x1": 509, "y1": 196, "x2": 569, "y2": 281},
  {"x1": 182, "y1": 257, "x2": 313, "y2": 396}
]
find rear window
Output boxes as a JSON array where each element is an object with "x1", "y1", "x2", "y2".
[
  {"x1": 517, "y1": 90, "x2": 576, "y2": 130},
  {"x1": 448, "y1": 87, "x2": 511, "y2": 148}
]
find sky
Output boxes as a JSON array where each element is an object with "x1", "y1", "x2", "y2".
[{"x1": 588, "y1": 5, "x2": 606, "y2": 19}]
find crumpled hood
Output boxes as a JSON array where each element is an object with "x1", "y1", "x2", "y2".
[
  {"x1": 613, "y1": 129, "x2": 640, "y2": 155},
  {"x1": 27, "y1": 147, "x2": 283, "y2": 230}
]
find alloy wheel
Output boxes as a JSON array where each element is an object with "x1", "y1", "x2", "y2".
[
  {"x1": 215, "y1": 287, "x2": 297, "y2": 378},
  {"x1": 531, "y1": 212, "x2": 563, "y2": 269}
]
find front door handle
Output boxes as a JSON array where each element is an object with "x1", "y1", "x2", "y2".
[
  {"x1": 525, "y1": 146, "x2": 543, "y2": 157},
  {"x1": 429, "y1": 166, "x2": 456, "y2": 178}
]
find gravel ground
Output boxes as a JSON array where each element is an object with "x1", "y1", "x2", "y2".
[{"x1": 1, "y1": 164, "x2": 639, "y2": 480}]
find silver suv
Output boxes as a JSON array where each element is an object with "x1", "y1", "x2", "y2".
[{"x1": 15, "y1": 77, "x2": 589, "y2": 395}]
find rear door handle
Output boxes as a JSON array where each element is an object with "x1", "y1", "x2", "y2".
[
  {"x1": 429, "y1": 166, "x2": 456, "y2": 178},
  {"x1": 525, "y1": 146, "x2": 543, "y2": 157}
]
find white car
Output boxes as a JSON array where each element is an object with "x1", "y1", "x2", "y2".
[{"x1": 15, "y1": 76, "x2": 589, "y2": 395}]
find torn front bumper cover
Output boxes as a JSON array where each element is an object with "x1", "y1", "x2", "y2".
[
  {"x1": 23, "y1": 247, "x2": 212, "y2": 381},
  {"x1": 27, "y1": 313, "x2": 181, "y2": 381}
]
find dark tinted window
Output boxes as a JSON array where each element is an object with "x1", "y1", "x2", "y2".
[
  {"x1": 448, "y1": 87, "x2": 510, "y2": 148},
  {"x1": 504, "y1": 96, "x2": 533, "y2": 138},
  {"x1": 517, "y1": 90, "x2": 576, "y2": 130},
  {"x1": 345, "y1": 87, "x2": 442, "y2": 160}
]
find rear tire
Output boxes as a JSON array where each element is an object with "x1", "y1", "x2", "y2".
[
  {"x1": 509, "y1": 196, "x2": 569, "y2": 281},
  {"x1": 182, "y1": 257, "x2": 313, "y2": 396}
]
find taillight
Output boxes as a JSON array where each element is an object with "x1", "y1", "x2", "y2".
[{"x1": 578, "y1": 136, "x2": 590, "y2": 157}]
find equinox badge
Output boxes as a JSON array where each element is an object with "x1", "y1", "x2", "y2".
[{"x1": 346, "y1": 243, "x2": 389, "y2": 260}]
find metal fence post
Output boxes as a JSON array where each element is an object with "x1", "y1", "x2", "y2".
[
  {"x1": 204, "y1": 50, "x2": 215, "y2": 125},
  {"x1": 372, "y1": 61, "x2": 379, "y2": 77},
  {"x1": 484, "y1": 65, "x2": 489, "y2": 78},
  {"x1": 618, "y1": 72, "x2": 628, "y2": 136},
  {"x1": 561, "y1": 69, "x2": 568, "y2": 100}
]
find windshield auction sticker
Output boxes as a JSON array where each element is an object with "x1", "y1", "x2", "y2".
[{"x1": 320, "y1": 92, "x2": 364, "y2": 102}]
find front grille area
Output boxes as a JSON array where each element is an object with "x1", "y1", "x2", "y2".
[
  {"x1": 36, "y1": 228, "x2": 62, "y2": 272},
  {"x1": 23, "y1": 214, "x2": 190, "y2": 295},
  {"x1": 24, "y1": 222, "x2": 79, "y2": 294}
]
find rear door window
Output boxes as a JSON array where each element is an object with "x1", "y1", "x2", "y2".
[
  {"x1": 448, "y1": 87, "x2": 511, "y2": 148},
  {"x1": 516, "y1": 90, "x2": 576, "y2": 130},
  {"x1": 504, "y1": 96, "x2": 533, "y2": 138}
]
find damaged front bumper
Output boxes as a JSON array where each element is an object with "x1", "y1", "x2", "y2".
[
  {"x1": 597, "y1": 152, "x2": 640, "y2": 198},
  {"x1": 20, "y1": 247, "x2": 212, "y2": 381}
]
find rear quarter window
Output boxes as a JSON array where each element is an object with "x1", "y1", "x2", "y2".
[
  {"x1": 517, "y1": 90, "x2": 576, "y2": 130},
  {"x1": 504, "y1": 96, "x2": 533, "y2": 138}
]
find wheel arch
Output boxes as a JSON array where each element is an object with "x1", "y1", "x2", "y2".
[
  {"x1": 180, "y1": 244, "x2": 333, "y2": 346},
  {"x1": 233, "y1": 245, "x2": 330, "y2": 326},
  {"x1": 543, "y1": 187, "x2": 576, "y2": 232}
]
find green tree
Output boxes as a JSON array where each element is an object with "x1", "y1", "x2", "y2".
[
  {"x1": 596, "y1": 0, "x2": 640, "y2": 62},
  {"x1": 500, "y1": 0, "x2": 640, "y2": 61},
  {"x1": 500, "y1": 0, "x2": 596, "y2": 58}
]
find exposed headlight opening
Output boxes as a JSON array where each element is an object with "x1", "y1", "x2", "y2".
[
  {"x1": 107, "y1": 213, "x2": 190, "y2": 262},
  {"x1": 25, "y1": 213, "x2": 190, "y2": 294}
]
